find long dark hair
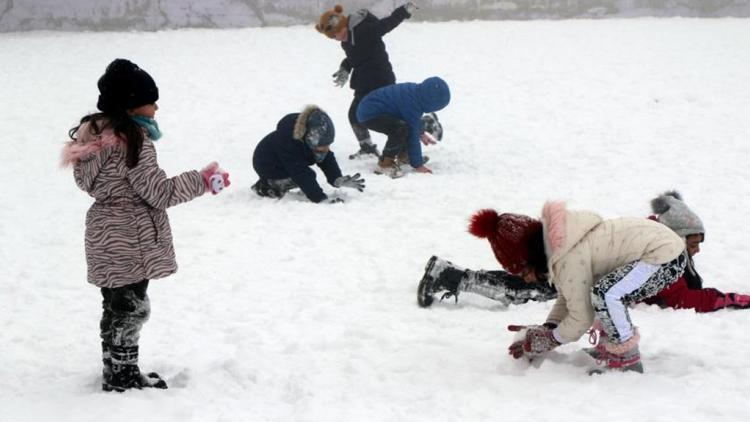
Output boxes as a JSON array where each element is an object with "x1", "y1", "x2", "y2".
[
  {"x1": 527, "y1": 229, "x2": 549, "y2": 276},
  {"x1": 68, "y1": 112, "x2": 144, "y2": 168}
]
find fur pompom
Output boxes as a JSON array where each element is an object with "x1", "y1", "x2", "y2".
[
  {"x1": 651, "y1": 190, "x2": 682, "y2": 214},
  {"x1": 468, "y1": 209, "x2": 499, "y2": 238},
  {"x1": 334, "y1": 4, "x2": 343, "y2": 13}
]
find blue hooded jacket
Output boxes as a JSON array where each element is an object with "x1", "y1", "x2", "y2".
[
  {"x1": 356, "y1": 76, "x2": 450, "y2": 168},
  {"x1": 253, "y1": 112, "x2": 342, "y2": 203}
]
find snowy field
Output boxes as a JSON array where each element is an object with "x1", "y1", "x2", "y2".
[{"x1": 2, "y1": 17, "x2": 750, "y2": 422}]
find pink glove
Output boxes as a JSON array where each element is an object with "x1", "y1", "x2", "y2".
[
  {"x1": 507, "y1": 324, "x2": 560, "y2": 359},
  {"x1": 200, "y1": 162, "x2": 231, "y2": 195},
  {"x1": 722, "y1": 293, "x2": 750, "y2": 309}
]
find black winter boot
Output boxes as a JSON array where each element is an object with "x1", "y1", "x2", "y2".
[
  {"x1": 417, "y1": 256, "x2": 466, "y2": 307},
  {"x1": 102, "y1": 342, "x2": 113, "y2": 390},
  {"x1": 104, "y1": 345, "x2": 168, "y2": 392}
]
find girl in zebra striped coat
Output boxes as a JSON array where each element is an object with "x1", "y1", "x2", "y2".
[{"x1": 62, "y1": 59, "x2": 230, "y2": 392}]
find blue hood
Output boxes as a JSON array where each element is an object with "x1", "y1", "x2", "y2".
[{"x1": 417, "y1": 77, "x2": 450, "y2": 113}]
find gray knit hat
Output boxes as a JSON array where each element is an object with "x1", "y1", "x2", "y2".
[{"x1": 651, "y1": 191, "x2": 705, "y2": 238}]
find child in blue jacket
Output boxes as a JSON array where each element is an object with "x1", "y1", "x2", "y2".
[
  {"x1": 356, "y1": 77, "x2": 450, "y2": 178},
  {"x1": 252, "y1": 105, "x2": 364, "y2": 203}
]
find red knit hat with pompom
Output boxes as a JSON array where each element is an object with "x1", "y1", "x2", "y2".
[
  {"x1": 316, "y1": 5, "x2": 348, "y2": 38},
  {"x1": 468, "y1": 209, "x2": 544, "y2": 275}
]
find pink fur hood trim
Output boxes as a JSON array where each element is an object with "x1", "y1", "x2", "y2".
[
  {"x1": 542, "y1": 201, "x2": 567, "y2": 255},
  {"x1": 60, "y1": 127, "x2": 123, "y2": 167}
]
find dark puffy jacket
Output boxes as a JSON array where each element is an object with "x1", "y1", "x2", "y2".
[
  {"x1": 253, "y1": 113, "x2": 342, "y2": 203},
  {"x1": 340, "y1": 7, "x2": 410, "y2": 96},
  {"x1": 356, "y1": 77, "x2": 451, "y2": 168}
]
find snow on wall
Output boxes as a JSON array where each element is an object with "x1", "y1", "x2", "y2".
[{"x1": 1, "y1": 0, "x2": 749, "y2": 32}]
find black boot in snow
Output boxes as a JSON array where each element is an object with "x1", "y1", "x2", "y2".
[
  {"x1": 417, "y1": 256, "x2": 466, "y2": 307},
  {"x1": 102, "y1": 342, "x2": 113, "y2": 390},
  {"x1": 104, "y1": 345, "x2": 168, "y2": 392}
]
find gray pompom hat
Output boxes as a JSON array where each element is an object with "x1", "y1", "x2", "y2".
[{"x1": 651, "y1": 191, "x2": 705, "y2": 238}]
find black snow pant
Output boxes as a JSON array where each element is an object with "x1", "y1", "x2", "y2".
[
  {"x1": 360, "y1": 114, "x2": 409, "y2": 159},
  {"x1": 100, "y1": 280, "x2": 150, "y2": 375},
  {"x1": 348, "y1": 94, "x2": 371, "y2": 144},
  {"x1": 461, "y1": 269, "x2": 558, "y2": 306},
  {"x1": 251, "y1": 178, "x2": 298, "y2": 199},
  {"x1": 100, "y1": 279, "x2": 151, "y2": 348}
]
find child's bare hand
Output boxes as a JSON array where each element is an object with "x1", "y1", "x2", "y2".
[{"x1": 420, "y1": 132, "x2": 438, "y2": 145}]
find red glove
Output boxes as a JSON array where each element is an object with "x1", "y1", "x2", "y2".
[
  {"x1": 201, "y1": 162, "x2": 231, "y2": 195},
  {"x1": 508, "y1": 325, "x2": 561, "y2": 359}
]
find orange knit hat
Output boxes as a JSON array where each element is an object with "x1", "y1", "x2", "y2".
[{"x1": 316, "y1": 5, "x2": 348, "y2": 38}]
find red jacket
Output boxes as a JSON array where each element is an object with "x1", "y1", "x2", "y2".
[
  {"x1": 642, "y1": 275, "x2": 725, "y2": 313},
  {"x1": 642, "y1": 214, "x2": 723, "y2": 312}
]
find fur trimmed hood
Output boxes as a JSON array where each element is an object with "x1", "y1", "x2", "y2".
[
  {"x1": 293, "y1": 105, "x2": 322, "y2": 141},
  {"x1": 541, "y1": 201, "x2": 602, "y2": 266},
  {"x1": 292, "y1": 105, "x2": 335, "y2": 147},
  {"x1": 542, "y1": 201, "x2": 603, "y2": 256},
  {"x1": 60, "y1": 121, "x2": 123, "y2": 167}
]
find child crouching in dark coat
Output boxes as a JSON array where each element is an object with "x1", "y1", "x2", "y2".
[{"x1": 251, "y1": 105, "x2": 365, "y2": 203}]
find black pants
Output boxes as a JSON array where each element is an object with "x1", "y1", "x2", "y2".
[
  {"x1": 461, "y1": 269, "x2": 558, "y2": 305},
  {"x1": 348, "y1": 95, "x2": 371, "y2": 143},
  {"x1": 100, "y1": 280, "x2": 150, "y2": 348},
  {"x1": 252, "y1": 178, "x2": 298, "y2": 199},
  {"x1": 360, "y1": 114, "x2": 409, "y2": 159}
]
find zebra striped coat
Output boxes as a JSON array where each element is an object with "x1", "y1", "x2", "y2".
[{"x1": 62, "y1": 120, "x2": 206, "y2": 288}]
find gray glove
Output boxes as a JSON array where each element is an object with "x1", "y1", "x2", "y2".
[
  {"x1": 404, "y1": 1, "x2": 418, "y2": 14},
  {"x1": 332, "y1": 67, "x2": 350, "y2": 87},
  {"x1": 334, "y1": 173, "x2": 366, "y2": 192}
]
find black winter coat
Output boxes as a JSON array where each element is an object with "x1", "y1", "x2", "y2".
[
  {"x1": 340, "y1": 6, "x2": 410, "y2": 97},
  {"x1": 253, "y1": 113, "x2": 343, "y2": 203}
]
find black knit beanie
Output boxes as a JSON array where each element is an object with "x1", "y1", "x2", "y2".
[{"x1": 96, "y1": 58, "x2": 159, "y2": 113}]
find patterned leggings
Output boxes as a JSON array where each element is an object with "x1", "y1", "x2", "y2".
[
  {"x1": 592, "y1": 253, "x2": 686, "y2": 343},
  {"x1": 100, "y1": 279, "x2": 151, "y2": 348}
]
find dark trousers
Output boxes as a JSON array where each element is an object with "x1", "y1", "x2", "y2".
[
  {"x1": 461, "y1": 269, "x2": 558, "y2": 305},
  {"x1": 360, "y1": 114, "x2": 409, "y2": 159},
  {"x1": 100, "y1": 280, "x2": 150, "y2": 348},
  {"x1": 348, "y1": 95, "x2": 371, "y2": 143},
  {"x1": 251, "y1": 178, "x2": 298, "y2": 199}
]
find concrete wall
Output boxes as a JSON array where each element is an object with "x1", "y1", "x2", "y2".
[{"x1": 1, "y1": 0, "x2": 749, "y2": 32}]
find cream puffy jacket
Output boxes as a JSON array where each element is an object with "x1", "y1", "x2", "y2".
[{"x1": 541, "y1": 202, "x2": 684, "y2": 343}]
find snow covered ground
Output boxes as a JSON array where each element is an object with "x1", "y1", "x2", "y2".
[{"x1": 2, "y1": 17, "x2": 750, "y2": 422}]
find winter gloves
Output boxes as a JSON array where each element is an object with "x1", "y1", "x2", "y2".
[
  {"x1": 332, "y1": 67, "x2": 350, "y2": 87},
  {"x1": 507, "y1": 324, "x2": 561, "y2": 359},
  {"x1": 404, "y1": 2, "x2": 418, "y2": 15},
  {"x1": 715, "y1": 292, "x2": 750, "y2": 309},
  {"x1": 334, "y1": 173, "x2": 366, "y2": 192},
  {"x1": 200, "y1": 162, "x2": 231, "y2": 195}
]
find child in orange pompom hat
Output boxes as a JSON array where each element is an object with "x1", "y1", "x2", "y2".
[{"x1": 315, "y1": 2, "x2": 417, "y2": 160}]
